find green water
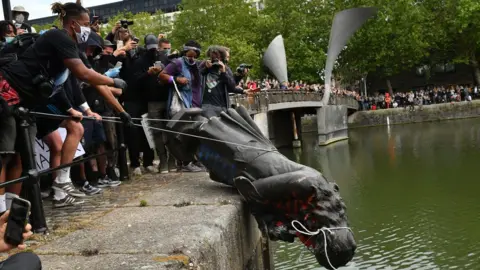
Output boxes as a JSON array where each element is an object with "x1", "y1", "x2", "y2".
[{"x1": 275, "y1": 118, "x2": 480, "y2": 270}]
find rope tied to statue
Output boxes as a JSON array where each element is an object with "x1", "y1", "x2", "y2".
[{"x1": 291, "y1": 220, "x2": 353, "y2": 270}]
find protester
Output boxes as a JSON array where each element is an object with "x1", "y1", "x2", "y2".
[
  {"x1": 123, "y1": 34, "x2": 157, "y2": 176},
  {"x1": 159, "y1": 40, "x2": 203, "y2": 172},
  {"x1": 11, "y1": 6, "x2": 36, "y2": 34},
  {"x1": 200, "y1": 45, "x2": 238, "y2": 118}
]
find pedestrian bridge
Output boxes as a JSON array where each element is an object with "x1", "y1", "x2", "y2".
[
  {"x1": 229, "y1": 91, "x2": 359, "y2": 114},
  {"x1": 228, "y1": 91, "x2": 358, "y2": 147}
]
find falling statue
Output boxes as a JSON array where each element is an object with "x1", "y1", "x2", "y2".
[{"x1": 164, "y1": 7, "x2": 377, "y2": 269}]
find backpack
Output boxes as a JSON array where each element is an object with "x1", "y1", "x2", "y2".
[{"x1": 0, "y1": 33, "x2": 40, "y2": 66}]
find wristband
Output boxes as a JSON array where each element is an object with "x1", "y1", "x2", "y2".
[{"x1": 79, "y1": 102, "x2": 90, "y2": 112}]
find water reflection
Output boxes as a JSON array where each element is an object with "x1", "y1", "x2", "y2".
[{"x1": 275, "y1": 119, "x2": 480, "y2": 269}]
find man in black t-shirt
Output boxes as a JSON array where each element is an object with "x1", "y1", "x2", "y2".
[{"x1": 0, "y1": 2, "x2": 130, "y2": 210}]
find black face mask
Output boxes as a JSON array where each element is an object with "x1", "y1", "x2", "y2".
[{"x1": 99, "y1": 54, "x2": 115, "y2": 66}]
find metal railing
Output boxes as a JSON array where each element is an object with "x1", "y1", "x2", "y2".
[
  {"x1": 229, "y1": 90, "x2": 359, "y2": 113},
  {"x1": 2, "y1": 108, "x2": 129, "y2": 234}
]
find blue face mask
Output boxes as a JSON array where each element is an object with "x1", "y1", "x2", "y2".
[
  {"x1": 183, "y1": 56, "x2": 196, "y2": 66},
  {"x1": 4, "y1": 36, "x2": 14, "y2": 43}
]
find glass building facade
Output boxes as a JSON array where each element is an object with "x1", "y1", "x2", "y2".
[{"x1": 29, "y1": 0, "x2": 182, "y2": 26}]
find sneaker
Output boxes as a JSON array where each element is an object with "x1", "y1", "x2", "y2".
[
  {"x1": 194, "y1": 162, "x2": 207, "y2": 172},
  {"x1": 159, "y1": 162, "x2": 169, "y2": 174},
  {"x1": 181, "y1": 163, "x2": 203, "y2": 173},
  {"x1": 41, "y1": 189, "x2": 52, "y2": 199},
  {"x1": 107, "y1": 166, "x2": 119, "y2": 181},
  {"x1": 52, "y1": 182, "x2": 86, "y2": 198},
  {"x1": 53, "y1": 195, "x2": 85, "y2": 208},
  {"x1": 145, "y1": 166, "x2": 159, "y2": 174},
  {"x1": 132, "y1": 167, "x2": 142, "y2": 176},
  {"x1": 80, "y1": 181, "x2": 102, "y2": 195},
  {"x1": 97, "y1": 176, "x2": 121, "y2": 188},
  {"x1": 168, "y1": 158, "x2": 177, "y2": 172}
]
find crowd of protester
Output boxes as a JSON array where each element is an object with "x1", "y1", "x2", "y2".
[
  {"x1": 0, "y1": 1, "x2": 263, "y2": 267},
  {"x1": 357, "y1": 85, "x2": 478, "y2": 111}
]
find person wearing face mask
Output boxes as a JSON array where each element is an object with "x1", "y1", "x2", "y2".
[
  {"x1": 157, "y1": 38, "x2": 172, "y2": 65},
  {"x1": 11, "y1": 6, "x2": 35, "y2": 35},
  {"x1": 158, "y1": 40, "x2": 204, "y2": 173},
  {"x1": 199, "y1": 46, "x2": 241, "y2": 118},
  {"x1": 0, "y1": 1, "x2": 130, "y2": 210},
  {"x1": 0, "y1": 21, "x2": 16, "y2": 47},
  {"x1": 122, "y1": 34, "x2": 159, "y2": 175}
]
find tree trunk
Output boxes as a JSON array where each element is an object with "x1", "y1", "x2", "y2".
[
  {"x1": 386, "y1": 79, "x2": 394, "y2": 96},
  {"x1": 470, "y1": 52, "x2": 480, "y2": 86}
]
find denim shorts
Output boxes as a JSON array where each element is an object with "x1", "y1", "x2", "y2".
[{"x1": 82, "y1": 118, "x2": 107, "y2": 150}]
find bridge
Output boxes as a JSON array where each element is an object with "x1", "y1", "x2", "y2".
[{"x1": 229, "y1": 90, "x2": 359, "y2": 147}]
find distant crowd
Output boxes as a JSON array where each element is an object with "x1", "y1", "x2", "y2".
[{"x1": 357, "y1": 85, "x2": 477, "y2": 111}]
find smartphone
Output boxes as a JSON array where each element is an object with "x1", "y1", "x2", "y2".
[
  {"x1": 114, "y1": 61, "x2": 123, "y2": 69},
  {"x1": 4, "y1": 197, "x2": 30, "y2": 246},
  {"x1": 117, "y1": 40, "x2": 124, "y2": 48},
  {"x1": 154, "y1": 61, "x2": 162, "y2": 68}
]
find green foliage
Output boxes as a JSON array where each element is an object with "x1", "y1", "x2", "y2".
[
  {"x1": 29, "y1": 0, "x2": 480, "y2": 85},
  {"x1": 32, "y1": 18, "x2": 62, "y2": 33},
  {"x1": 101, "y1": 10, "x2": 171, "y2": 45},
  {"x1": 139, "y1": 200, "x2": 148, "y2": 207},
  {"x1": 170, "y1": 0, "x2": 261, "y2": 77}
]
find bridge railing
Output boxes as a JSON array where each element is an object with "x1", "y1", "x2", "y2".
[{"x1": 229, "y1": 90, "x2": 359, "y2": 113}]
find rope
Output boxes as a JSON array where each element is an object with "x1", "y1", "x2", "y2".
[
  {"x1": 29, "y1": 111, "x2": 277, "y2": 153},
  {"x1": 291, "y1": 220, "x2": 353, "y2": 270},
  {"x1": 133, "y1": 123, "x2": 277, "y2": 153}
]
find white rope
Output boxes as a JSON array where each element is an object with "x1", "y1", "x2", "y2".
[
  {"x1": 31, "y1": 111, "x2": 277, "y2": 153},
  {"x1": 132, "y1": 117, "x2": 203, "y2": 123},
  {"x1": 291, "y1": 220, "x2": 352, "y2": 270},
  {"x1": 133, "y1": 123, "x2": 276, "y2": 153}
]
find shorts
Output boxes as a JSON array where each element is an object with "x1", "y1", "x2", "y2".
[
  {"x1": 34, "y1": 104, "x2": 64, "y2": 139},
  {"x1": 82, "y1": 118, "x2": 106, "y2": 150},
  {"x1": 0, "y1": 113, "x2": 36, "y2": 155}
]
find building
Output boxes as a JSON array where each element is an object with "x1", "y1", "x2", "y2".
[{"x1": 29, "y1": 0, "x2": 182, "y2": 26}]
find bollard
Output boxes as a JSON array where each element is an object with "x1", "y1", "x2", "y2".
[
  {"x1": 116, "y1": 122, "x2": 129, "y2": 181},
  {"x1": 18, "y1": 109, "x2": 48, "y2": 234}
]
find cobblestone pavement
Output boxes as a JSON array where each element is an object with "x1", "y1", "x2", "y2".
[{"x1": 26, "y1": 172, "x2": 183, "y2": 248}]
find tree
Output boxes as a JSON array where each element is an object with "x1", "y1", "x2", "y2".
[
  {"x1": 170, "y1": 0, "x2": 261, "y2": 78},
  {"x1": 101, "y1": 10, "x2": 171, "y2": 45},
  {"x1": 336, "y1": 0, "x2": 435, "y2": 92},
  {"x1": 256, "y1": 0, "x2": 332, "y2": 83}
]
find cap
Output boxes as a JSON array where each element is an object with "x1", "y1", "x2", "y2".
[
  {"x1": 86, "y1": 31, "x2": 104, "y2": 49},
  {"x1": 144, "y1": 34, "x2": 158, "y2": 50},
  {"x1": 103, "y1": 39, "x2": 115, "y2": 48}
]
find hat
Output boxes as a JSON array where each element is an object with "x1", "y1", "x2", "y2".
[
  {"x1": 103, "y1": 39, "x2": 115, "y2": 48},
  {"x1": 86, "y1": 31, "x2": 104, "y2": 49},
  {"x1": 144, "y1": 34, "x2": 158, "y2": 50},
  {"x1": 12, "y1": 6, "x2": 29, "y2": 16}
]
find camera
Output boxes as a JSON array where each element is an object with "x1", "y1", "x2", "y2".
[
  {"x1": 237, "y1": 63, "x2": 253, "y2": 74},
  {"x1": 211, "y1": 59, "x2": 221, "y2": 67},
  {"x1": 32, "y1": 74, "x2": 54, "y2": 99},
  {"x1": 167, "y1": 50, "x2": 180, "y2": 60},
  {"x1": 120, "y1": 20, "x2": 134, "y2": 29}
]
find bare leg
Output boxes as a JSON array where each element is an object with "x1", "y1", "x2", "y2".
[
  {"x1": 97, "y1": 144, "x2": 107, "y2": 175},
  {"x1": 43, "y1": 131, "x2": 63, "y2": 180},
  {"x1": 6, "y1": 154, "x2": 22, "y2": 195}
]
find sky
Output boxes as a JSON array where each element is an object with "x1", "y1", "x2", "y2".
[{"x1": 0, "y1": 0, "x2": 120, "y2": 20}]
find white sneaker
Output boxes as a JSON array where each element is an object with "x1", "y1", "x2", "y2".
[
  {"x1": 132, "y1": 167, "x2": 142, "y2": 176},
  {"x1": 145, "y1": 166, "x2": 159, "y2": 174}
]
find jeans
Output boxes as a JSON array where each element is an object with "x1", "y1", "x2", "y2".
[
  {"x1": 124, "y1": 102, "x2": 154, "y2": 168},
  {"x1": 148, "y1": 102, "x2": 174, "y2": 167}
]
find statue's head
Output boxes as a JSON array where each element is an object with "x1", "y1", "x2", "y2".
[
  {"x1": 298, "y1": 179, "x2": 356, "y2": 269},
  {"x1": 263, "y1": 172, "x2": 356, "y2": 269}
]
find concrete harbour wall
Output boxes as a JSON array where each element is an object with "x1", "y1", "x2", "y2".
[
  {"x1": 348, "y1": 100, "x2": 480, "y2": 128},
  {"x1": 36, "y1": 175, "x2": 270, "y2": 270}
]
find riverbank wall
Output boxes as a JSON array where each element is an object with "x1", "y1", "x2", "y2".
[
  {"x1": 35, "y1": 174, "x2": 270, "y2": 270},
  {"x1": 348, "y1": 101, "x2": 480, "y2": 128}
]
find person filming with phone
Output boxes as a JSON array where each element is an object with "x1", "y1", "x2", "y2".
[{"x1": 0, "y1": 198, "x2": 42, "y2": 270}]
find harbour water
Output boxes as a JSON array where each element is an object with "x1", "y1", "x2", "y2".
[{"x1": 275, "y1": 118, "x2": 480, "y2": 269}]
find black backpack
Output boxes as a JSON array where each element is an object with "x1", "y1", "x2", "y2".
[{"x1": 0, "y1": 33, "x2": 40, "y2": 66}]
